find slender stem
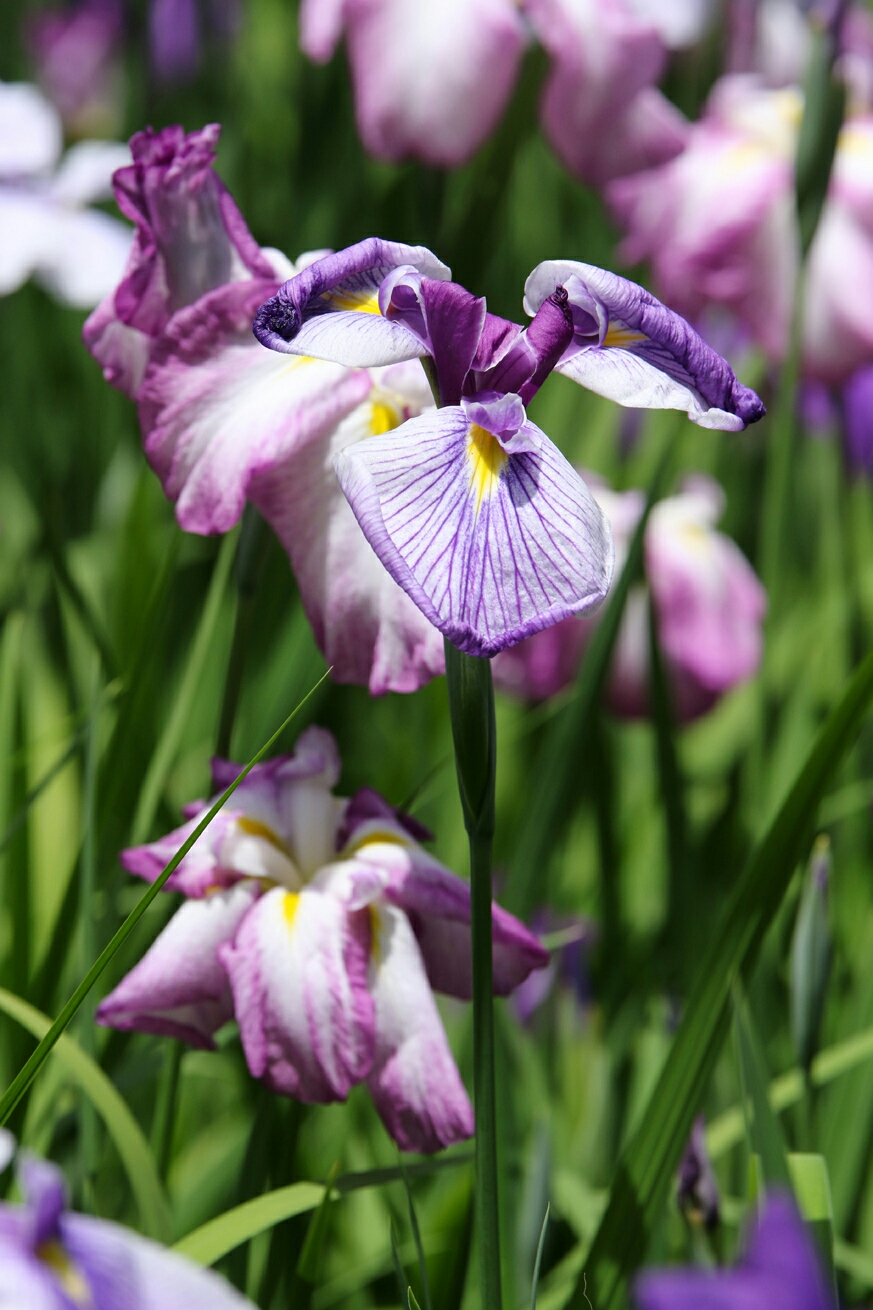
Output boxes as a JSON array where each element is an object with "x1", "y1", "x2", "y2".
[
  {"x1": 79, "y1": 659, "x2": 101, "y2": 1187},
  {"x1": 151, "y1": 1038, "x2": 183, "y2": 1181},
  {"x1": 216, "y1": 504, "x2": 270, "y2": 759},
  {"x1": 443, "y1": 639, "x2": 501, "y2": 1310}
]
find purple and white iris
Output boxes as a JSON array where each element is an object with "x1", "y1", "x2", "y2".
[
  {"x1": 0, "y1": 1136, "x2": 254, "y2": 1309},
  {"x1": 96, "y1": 726, "x2": 548, "y2": 1154},
  {"x1": 83, "y1": 124, "x2": 446, "y2": 694},
  {"x1": 253, "y1": 239, "x2": 764, "y2": 658},
  {"x1": 635, "y1": 1192, "x2": 835, "y2": 1310}
]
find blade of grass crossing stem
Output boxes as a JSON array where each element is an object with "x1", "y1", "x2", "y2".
[
  {"x1": 531, "y1": 1205, "x2": 550, "y2": 1310},
  {"x1": 400, "y1": 1158, "x2": 432, "y2": 1310},
  {"x1": 733, "y1": 983, "x2": 793, "y2": 1189},
  {"x1": 443, "y1": 639, "x2": 501, "y2": 1310},
  {"x1": 131, "y1": 530, "x2": 237, "y2": 845},
  {"x1": 0, "y1": 987, "x2": 171, "y2": 1239},
  {"x1": 505, "y1": 435, "x2": 675, "y2": 918},
  {"x1": 575, "y1": 643, "x2": 873, "y2": 1310},
  {"x1": 0, "y1": 670, "x2": 331, "y2": 1128}
]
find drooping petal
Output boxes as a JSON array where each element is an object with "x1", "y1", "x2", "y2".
[
  {"x1": 251, "y1": 370, "x2": 446, "y2": 693},
  {"x1": 219, "y1": 884, "x2": 375, "y2": 1101},
  {"x1": 62, "y1": 1212, "x2": 256, "y2": 1310},
  {"x1": 367, "y1": 902, "x2": 474, "y2": 1153},
  {"x1": 0, "y1": 1238, "x2": 61, "y2": 1310},
  {"x1": 252, "y1": 238, "x2": 450, "y2": 366},
  {"x1": 334, "y1": 399, "x2": 614, "y2": 657},
  {"x1": 524, "y1": 259, "x2": 766, "y2": 429},
  {"x1": 299, "y1": 0, "x2": 347, "y2": 61},
  {"x1": 95, "y1": 882, "x2": 261, "y2": 1047},
  {"x1": 137, "y1": 278, "x2": 372, "y2": 534},
  {"x1": 0, "y1": 81, "x2": 62, "y2": 179},
  {"x1": 491, "y1": 611, "x2": 590, "y2": 700},
  {"x1": 354, "y1": 839, "x2": 550, "y2": 997},
  {"x1": 49, "y1": 139, "x2": 130, "y2": 206},
  {"x1": 340, "y1": 0, "x2": 526, "y2": 167},
  {"x1": 118, "y1": 807, "x2": 241, "y2": 898},
  {"x1": 528, "y1": 0, "x2": 687, "y2": 186},
  {"x1": 33, "y1": 204, "x2": 133, "y2": 309}
]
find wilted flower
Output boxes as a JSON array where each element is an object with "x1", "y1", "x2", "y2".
[
  {"x1": 84, "y1": 125, "x2": 446, "y2": 694},
  {"x1": 0, "y1": 79, "x2": 131, "y2": 308},
  {"x1": 0, "y1": 1135, "x2": 254, "y2": 1308},
  {"x1": 635, "y1": 1192, "x2": 835, "y2": 1310},
  {"x1": 254, "y1": 241, "x2": 762, "y2": 656},
  {"x1": 26, "y1": 0, "x2": 125, "y2": 140},
  {"x1": 97, "y1": 727, "x2": 549, "y2": 1153},
  {"x1": 299, "y1": 0, "x2": 688, "y2": 183},
  {"x1": 493, "y1": 474, "x2": 767, "y2": 722},
  {"x1": 609, "y1": 72, "x2": 873, "y2": 384}
]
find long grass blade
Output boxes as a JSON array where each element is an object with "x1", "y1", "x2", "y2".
[
  {"x1": 531, "y1": 1204, "x2": 550, "y2": 1310},
  {"x1": 0, "y1": 669, "x2": 331, "y2": 1129},
  {"x1": 0, "y1": 987, "x2": 172, "y2": 1240},
  {"x1": 576, "y1": 643, "x2": 873, "y2": 1310}
]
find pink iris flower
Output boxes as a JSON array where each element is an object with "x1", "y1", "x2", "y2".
[
  {"x1": 609, "y1": 72, "x2": 873, "y2": 385},
  {"x1": 25, "y1": 0, "x2": 125, "y2": 141},
  {"x1": 83, "y1": 123, "x2": 447, "y2": 694},
  {"x1": 299, "y1": 0, "x2": 690, "y2": 183},
  {"x1": 493, "y1": 473, "x2": 767, "y2": 722},
  {"x1": 96, "y1": 726, "x2": 549, "y2": 1154}
]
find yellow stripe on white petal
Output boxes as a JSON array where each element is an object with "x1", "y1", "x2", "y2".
[
  {"x1": 283, "y1": 890, "x2": 300, "y2": 928},
  {"x1": 370, "y1": 400, "x2": 402, "y2": 435},
  {"x1": 603, "y1": 321, "x2": 648, "y2": 349},
  {"x1": 467, "y1": 423, "x2": 507, "y2": 515},
  {"x1": 322, "y1": 289, "x2": 381, "y2": 314}
]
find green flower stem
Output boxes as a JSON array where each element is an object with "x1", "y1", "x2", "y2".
[
  {"x1": 216, "y1": 504, "x2": 270, "y2": 759},
  {"x1": 443, "y1": 639, "x2": 501, "y2": 1310}
]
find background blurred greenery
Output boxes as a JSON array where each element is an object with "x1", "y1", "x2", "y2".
[{"x1": 4, "y1": 2, "x2": 873, "y2": 1307}]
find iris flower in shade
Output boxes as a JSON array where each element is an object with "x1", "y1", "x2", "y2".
[
  {"x1": 254, "y1": 240, "x2": 763, "y2": 657},
  {"x1": 299, "y1": 0, "x2": 688, "y2": 184},
  {"x1": 0, "y1": 79, "x2": 131, "y2": 308},
  {"x1": 493, "y1": 474, "x2": 767, "y2": 722},
  {"x1": 609, "y1": 72, "x2": 873, "y2": 385},
  {"x1": 635, "y1": 1192, "x2": 835, "y2": 1310},
  {"x1": 83, "y1": 124, "x2": 445, "y2": 693},
  {"x1": 26, "y1": 0, "x2": 125, "y2": 140},
  {"x1": 0, "y1": 1143, "x2": 254, "y2": 1309},
  {"x1": 96, "y1": 727, "x2": 548, "y2": 1154}
]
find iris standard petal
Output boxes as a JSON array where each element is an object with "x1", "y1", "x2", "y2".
[
  {"x1": 251, "y1": 372, "x2": 446, "y2": 693},
  {"x1": 219, "y1": 884, "x2": 375, "y2": 1101},
  {"x1": 524, "y1": 260, "x2": 765, "y2": 429},
  {"x1": 62, "y1": 1212, "x2": 257, "y2": 1310},
  {"x1": 355, "y1": 839, "x2": 550, "y2": 997},
  {"x1": 95, "y1": 881, "x2": 261, "y2": 1047},
  {"x1": 138, "y1": 278, "x2": 371, "y2": 534},
  {"x1": 366, "y1": 902, "x2": 474, "y2": 1153},
  {"x1": 0, "y1": 81, "x2": 62, "y2": 179},
  {"x1": 341, "y1": 0, "x2": 526, "y2": 168},
  {"x1": 252, "y1": 237, "x2": 450, "y2": 365},
  {"x1": 333, "y1": 403, "x2": 614, "y2": 657}
]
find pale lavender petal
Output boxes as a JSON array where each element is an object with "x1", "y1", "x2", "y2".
[
  {"x1": 342, "y1": 0, "x2": 526, "y2": 167},
  {"x1": 252, "y1": 237, "x2": 450, "y2": 365},
  {"x1": 137, "y1": 278, "x2": 371, "y2": 534},
  {"x1": 49, "y1": 140, "x2": 130, "y2": 206},
  {"x1": 95, "y1": 882, "x2": 261, "y2": 1047},
  {"x1": 299, "y1": 0, "x2": 347, "y2": 61},
  {"x1": 529, "y1": 0, "x2": 687, "y2": 186},
  {"x1": 219, "y1": 884, "x2": 375, "y2": 1101},
  {"x1": 34, "y1": 204, "x2": 132, "y2": 309},
  {"x1": 0, "y1": 1238, "x2": 61, "y2": 1309},
  {"x1": 26, "y1": 0, "x2": 125, "y2": 141},
  {"x1": 62, "y1": 1212, "x2": 256, "y2": 1309},
  {"x1": 334, "y1": 404, "x2": 614, "y2": 657},
  {"x1": 524, "y1": 260, "x2": 765, "y2": 429},
  {"x1": 251, "y1": 376, "x2": 446, "y2": 693},
  {"x1": 353, "y1": 840, "x2": 550, "y2": 997},
  {"x1": 119, "y1": 808, "x2": 241, "y2": 898},
  {"x1": 19, "y1": 1155, "x2": 66, "y2": 1245},
  {"x1": 367, "y1": 902, "x2": 474, "y2": 1153},
  {"x1": 0, "y1": 189, "x2": 56, "y2": 296},
  {"x1": 804, "y1": 190, "x2": 873, "y2": 384},
  {"x1": 82, "y1": 291, "x2": 151, "y2": 397},
  {"x1": 0, "y1": 81, "x2": 61, "y2": 179}
]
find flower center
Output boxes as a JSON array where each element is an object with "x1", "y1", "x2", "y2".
[
  {"x1": 467, "y1": 423, "x2": 507, "y2": 513},
  {"x1": 37, "y1": 1240, "x2": 93, "y2": 1307},
  {"x1": 322, "y1": 289, "x2": 381, "y2": 314}
]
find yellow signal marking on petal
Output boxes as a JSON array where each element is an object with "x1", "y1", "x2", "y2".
[
  {"x1": 603, "y1": 322, "x2": 647, "y2": 349},
  {"x1": 38, "y1": 1241, "x2": 91, "y2": 1306},
  {"x1": 467, "y1": 423, "x2": 507, "y2": 514},
  {"x1": 345, "y1": 828, "x2": 410, "y2": 855},
  {"x1": 322, "y1": 289, "x2": 381, "y2": 314},
  {"x1": 370, "y1": 401, "x2": 402, "y2": 436},
  {"x1": 237, "y1": 816, "x2": 294, "y2": 859},
  {"x1": 283, "y1": 891, "x2": 300, "y2": 928}
]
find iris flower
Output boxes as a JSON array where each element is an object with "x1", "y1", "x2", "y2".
[
  {"x1": 253, "y1": 239, "x2": 764, "y2": 657},
  {"x1": 493, "y1": 473, "x2": 767, "y2": 720},
  {"x1": 0, "y1": 1135, "x2": 254, "y2": 1308},
  {"x1": 97, "y1": 727, "x2": 548, "y2": 1153},
  {"x1": 635, "y1": 1193, "x2": 834, "y2": 1310},
  {"x1": 0, "y1": 79, "x2": 131, "y2": 307}
]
